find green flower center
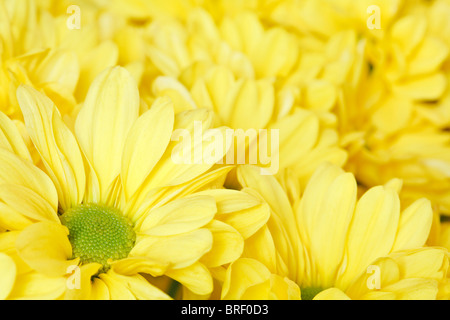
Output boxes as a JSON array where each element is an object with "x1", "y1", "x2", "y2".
[
  {"x1": 301, "y1": 287, "x2": 324, "y2": 300},
  {"x1": 60, "y1": 203, "x2": 136, "y2": 273}
]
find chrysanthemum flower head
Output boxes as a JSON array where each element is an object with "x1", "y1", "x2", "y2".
[
  {"x1": 0, "y1": 65, "x2": 265, "y2": 299},
  {"x1": 226, "y1": 163, "x2": 449, "y2": 300}
]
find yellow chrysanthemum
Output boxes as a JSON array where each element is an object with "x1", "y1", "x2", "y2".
[
  {"x1": 0, "y1": 65, "x2": 267, "y2": 299},
  {"x1": 224, "y1": 163, "x2": 450, "y2": 300}
]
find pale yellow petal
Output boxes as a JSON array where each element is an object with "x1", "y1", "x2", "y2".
[
  {"x1": 200, "y1": 219, "x2": 244, "y2": 268},
  {"x1": 16, "y1": 85, "x2": 85, "y2": 210},
  {"x1": 269, "y1": 275, "x2": 301, "y2": 300},
  {"x1": 140, "y1": 109, "x2": 230, "y2": 190},
  {"x1": 64, "y1": 263, "x2": 102, "y2": 300},
  {"x1": 392, "y1": 199, "x2": 433, "y2": 252},
  {"x1": 297, "y1": 163, "x2": 356, "y2": 287},
  {"x1": 16, "y1": 221, "x2": 79, "y2": 277},
  {"x1": 97, "y1": 272, "x2": 136, "y2": 300},
  {"x1": 139, "y1": 195, "x2": 216, "y2": 236},
  {"x1": 221, "y1": 258, "x2": 271, "y2": 300},
  {"x1": 0, "y1": 111, "x2": 31, "y2": 161},
  {"x1": 383, "y1": 278, "x2": 439, "y2": 300},
  {"x1": 104, "y1": 271, "x2": 172, "y2": 300},
  {"x1": 75, "y1": 66, "x2": 139, "y2": 203},
  {"x1": 131, "y1": 229, "x2": 213, "y2": 270},
  {"x1": 197, "y1": 188, "x2": 270, "y2": 239},
  {"x1": 337, "y1": 185, "x2": 400, "y2": 290},
  {"x1": 389, "y1": 248, "x2": 448, "y2": 281},
  {"x1": 7, "y1": 271, "x2": 66, "y2": 300},
  {"x1": 165, "y1": 261, "x2": 213, "y2": 296},
  {"x1": 0, "y1": 252, "x2": 16, "y2": 300},
  {"x1": 111, "y1": 257, "x2": 168, "y2": 277},
  {"x1": 0, "y1": 184, "x2": 59, "y2": 224},
  {"x1": 121, "y1": 97, "x2": 174, "y2": 200},
  {"x1": 313, "y1": 288, "x2": 351, "y2": 300}
]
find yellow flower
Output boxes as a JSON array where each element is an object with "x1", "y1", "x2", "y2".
[
  {"x1": 0, "y1": 66, "x2": 253, "y2": 299},
  {"x1": 229, "y1": 163, "x2": 449, "y2": 300},
  {"x1": 310, "y1": 0, "x2": 450, "y2": 220}
]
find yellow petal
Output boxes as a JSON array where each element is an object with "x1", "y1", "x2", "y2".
[
  {"x1": 0, "y1": 148, "x2": 58, "y2": 222},
  {"x1": 0, "y1": 252, "x2": 16, "y2": 300},
  {"x1": 383, "y1": 278, "x2": 439, "y2": 300},
  {"x1": 407, "y1": 37, "x2": 449, "y2": 76},
  {"x1": 0, "y1": 202, "x2": 33, "y2": 231},
  {"x1": 313, "y1": 288, "x2": 351, "y2": 300},
  {"x1": 7, "y1": 271, "x2": 66, "y2": 300},
  {"x1": 304, "y1": 80, "x2": 337, "y2": 112},
  {"x1": 131, "y1": 229, "x2": 213, "y2": 270},
  {"x1": 0, "y1": 111, "x2": 31, "y2": 161},
  {"x1": 297, "y1": 163, "x2": 356, "y2": 287},
  {"x1": 392, "y1": 199, "x2": 433, "y2": 251},
  {"x1": 393, "y1": 73, "x2": 447, "y2": 101},
  {"x1": 165, "y1": 261, "x2": 213, "y2": 296},
  {"x1": 97, "y1": 272, "x2": 136, "y2": 300},
  {"x1": 269, "y1": 109, "x2": 319, "y2": 169},
  {"x1": 269, "y1": 275, "x2": 301, "y2": 300},
  {"x1": 200, "y1": 219, "x2": 244, "y2": 268},
  {"x1": 75, "y1": 66, "x2": 139, "y2": 203},
  {"x1": 16, "y1": 221, "x2": 79, "y2": 277},
  {"x1": 35, "y1": 49, "x2": 79, "y2": 94},
  {"x1": 345, "y1": 256, "x2": 400, "y2": 299},
  {"x1": 75, "y1": 41, "x2": 119, "y2": 101},
  {"x1": 0, "y1": 184, "x2": 59, "y2": 224},
  {"x1": 221, "y1": 258, "x2": 271, "y2": 300},
  {"x1": 16, "y1": 85, "x2": 85, "y2": 210},
  {"x1": 236, "y1": 165, "x2": 297, "y2": 241},
  {"x1": 121, "y1": 97, "x2": 174, "y2": 200},
  {"x1": 139, "y1": 195, "x2": 216, "y2": 236},
  {"x1": 197, "y1": 188, "x2": 270, "y2": 239},
  {"x1": 140, "y1": 109, "x2": 230, "y2": 190},
  {"x1": 337, "y1": 184, "x2": 400, "y2": 290},
  {"x1": 391, "y1": 15, "x2": 427, "y2": 55},
  {"x1": 242, "y1": 225, "x2": 277, "y2": 275},
  {"x1": 63, "y1": 263, "x2": 102, "y2": 300},
  {"x1": 90, "y1": 277, "x2": 110, "y2": 300},
  {"x1": 111, "y1": 256, "x2": 168, "y2": 277},
  {"x1": 389, "y1": 248, "x2": 448, "y2": 280},
  {"x1": 104, "y1": 271, "x2": 172, "y2": 300}
]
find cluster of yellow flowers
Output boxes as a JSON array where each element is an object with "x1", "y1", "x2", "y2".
[{"x1": 1, "y1": 0, "x2": 449, "y2": 300}]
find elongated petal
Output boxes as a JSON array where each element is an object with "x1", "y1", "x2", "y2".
[
  {"x1": 97, "y1": 272, "x2": 136, "y2": 300},
  {"x1": 0, "y1": 111, "x2": 31, "y2": 161},
  {"x1": 200, "y1": 220, "x2": 244, "y2": 268},
  {"x1": 297, "y1": 163, "x2": 356, "y2": 287},
  {"x1": 221, "y1": 258, "x2": 271, "y2": 300},
  {"x1": 63, "y1": 263, "x2": 102, "y2": 300},
  {"x1": 383, "y1": 279, "x2": 439, "y2": 300},
  {"x1": 7, "y1": 271, "x2": 67, "y2": 300},
  {"x1": 0, "y1": 184, "x2": 59, "y2": 224},
  {"x1": 269, "y1": 275, "x2": 301, "y2": 300},
  {"x1": 337, "y1": 185, "x2": 400, "y2": 290},
  {"x1": 101, "y1": 271, "x2": 171, "y2": 300},
  {"x1": 75, "y1": 66, "x2": 139, "y2": 203},
  {"x1": 16, "y1": 85, "x2": 85, "y2": 210},
  {"x1": 196, "y1": 188, "x2": 270, "y2": 239},
  {"x1": 111, "y1": 257, "x2": 168, "y2": 277},
  {"x1": 0, "y1": 253, "x2": 16, "y2": 299},
  {"x1": 131, "y1": 229, "x2": 213, "y2": 270},
  {"x1": 165, "y1": 261, "x2": 213, "y2": 295},
  {"x1": 139, "y1": 109, "x2": 230, "y2": 191},
  {"x1": 140, "y1": 195, "x2": 216, "y2": 236},
  {"x1": 121, "y1": 97, "x2": 174, "y2": 200},
  {"x1": 313, "y1": 288, "x2": 351, "y2": 300},
  {"x1": 16, "y1": 221, "x2": 79, "y2": 277},
  {"x1": 392, "y1": 199, "x2": 433, "y2": 251}
]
